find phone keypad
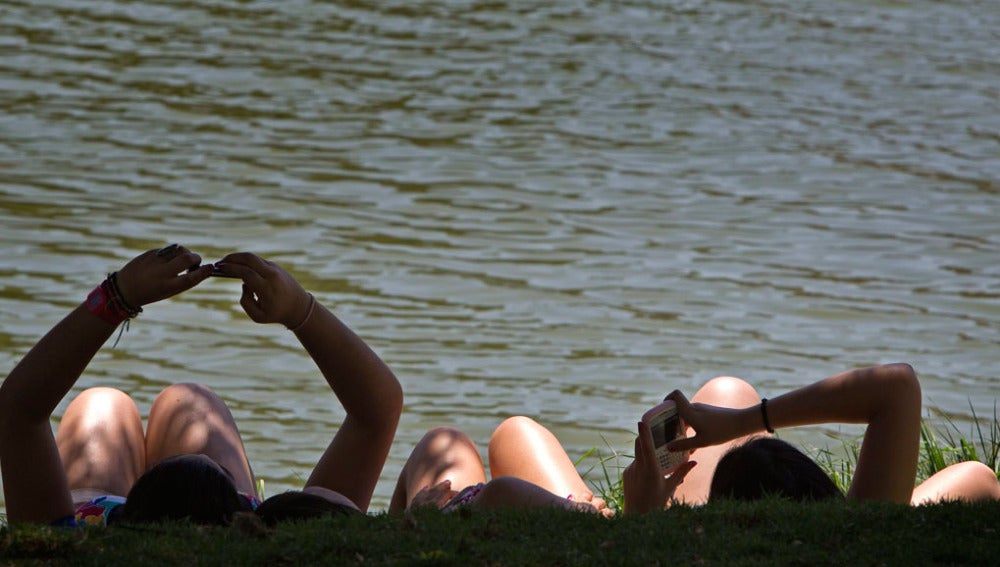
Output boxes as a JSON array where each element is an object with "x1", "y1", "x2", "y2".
[{"x1": 657, "y1": 450, "x2": 682, "y2": 471}]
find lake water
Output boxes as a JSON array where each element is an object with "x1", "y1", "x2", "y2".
[{"x1": 2, "y1": 0, "x2": 998, "y2": 513}]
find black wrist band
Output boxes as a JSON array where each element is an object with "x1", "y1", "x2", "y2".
[{"x1": 760, "y1": 398, "x2": 775, "y2": 433}]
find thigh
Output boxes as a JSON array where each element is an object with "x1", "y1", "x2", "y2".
[
  {"x1": 673, "y1": 376, "x2": 766, "y2": 505},
  {"x1": 389, "y1": 426, "x2": 487, "y2": 512},
  {"x1": 488, "y1": 416, "x2": 591, "y2": 500},
  {"x1": 56, "y1": 387, "x2": 146, "y2": 500},
  {"x1": 911, "y1": 461, "x2": 1000, "y2": 504},
  {"x1": 144, "y1": 383, "x2": 255, "y2": 495}
]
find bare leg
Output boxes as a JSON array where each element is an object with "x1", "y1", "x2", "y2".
[
  {"x1": 144, "y1": 383, "x2": 255, "y2": 495},
  {"x1": 488, "y1": 416, "x2": 592, "y2": 501},
  {"x1": 673, "y1": 376, "x2": 767, "y2": 505},
  {"x1": 56, "y1": 387, "x2": 146, "y2": 503},
  {"x1": 389, "y1": 426, "x2": 487, "y2": 512},
  {"x1": 911, "y1": 461, "x2": 1000, "y2": 505}
]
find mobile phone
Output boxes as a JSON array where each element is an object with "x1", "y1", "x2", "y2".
[
  {"x1": 209, "y1": 267, "x2": 241, "y2": 278},
  {"x1": 641, "y1": 400, "x2": 688, "y2": 473}
]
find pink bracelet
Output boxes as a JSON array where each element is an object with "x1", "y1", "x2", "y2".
[{"x1": 85, "y1": 283, "x2": 130, "y2": 325}]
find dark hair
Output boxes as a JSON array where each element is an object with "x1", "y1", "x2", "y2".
[
  {"x1": 709, "y1": 437, "x2": 844, "y2": 502},
  {"x1": 255, "y1": 491, "x2": 362, "y2": 526},
  {"x1": 121, "y1": 455, "x2": 252, "y2": 525}
]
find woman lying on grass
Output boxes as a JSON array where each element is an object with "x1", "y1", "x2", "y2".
[
  {"x1": 623, "y1": 364, "x2": 1000, "y2": 514},
  {"x1": 0, "y1": 245, "x2": 402, "y2": 526},
  {"x1": 389, "y1": 416, "x2": 614, "y2": 517}
]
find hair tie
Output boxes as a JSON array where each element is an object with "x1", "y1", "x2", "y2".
[{"x1": 760, "y1": 398, "x2": 775, "y2": 434}]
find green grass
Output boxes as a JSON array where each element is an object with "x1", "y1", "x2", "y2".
[
  {"x1": 575, "y1": 435, "x2": 627, "y2": 512},
  {"x1": 2, "y1": 410, "x2": 998, "y2": 565},
  {"x1": 2, "y1": 500, "x2": 998, "y2": 566}
]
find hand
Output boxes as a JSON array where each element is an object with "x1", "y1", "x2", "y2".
[
  {"x1": 212, "y1": 252, "x2": 312, "y2": 328},
  {"x1": 623, "y1": 421, "x2": 696, "y2": 514},
  {"x1": 665, "y1": 390, "x2": 749, "y2": 453},
  {"x1": 115, "y1": 244, "x2": 213, "y2": 307},
  {"x1": 409, "y1": 480, "x2": 459, "y2": 509}
]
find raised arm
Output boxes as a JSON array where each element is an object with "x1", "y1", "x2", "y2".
[
  {"x1": 667, "y1": 363, "x2": 922, "y2": 503},
  {"x1": 0, "y1": 245, "x2": 212, "y2": 523},
  {"x1": 215, "y1": 253, "x2": 402, "y2": 512}
]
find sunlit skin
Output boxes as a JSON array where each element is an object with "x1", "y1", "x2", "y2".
[
  {"x1": 0, "y1": 245, "x2": 401, "y2": 524},
  {"x1": 390, "y1": 417, "x2": 614, "y2": 517},
  {"x1": 623, "y1": 365, "x2": 1000, "y2": 514}
]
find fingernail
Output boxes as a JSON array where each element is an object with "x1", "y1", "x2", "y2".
[{"x1": 156, "y1": 243, "x2": 179, "y2": 256}]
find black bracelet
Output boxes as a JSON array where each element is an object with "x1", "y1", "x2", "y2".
[
  {"x1": 760, "y1": 398, "x2": 775, "y2": 433},
  {"x1": 106, "y1": 272, "x2": 143, "y2": 318}
]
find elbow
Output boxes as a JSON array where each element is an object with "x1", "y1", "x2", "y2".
[
  {"x1": 882, "y1": 362, "x2": 920, "y2": 396},
  {"x1": 376, "y1": 373, "x2": 404, "y2": 432},
  {"x1": 387, "y1": 379, "x2": 403, "y2": 425},
  {"x1": 876, "y1": 362, "x2": 922, "y2": 415}
]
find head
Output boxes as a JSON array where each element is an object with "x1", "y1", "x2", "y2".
[
  {"x1": 120, "y1": 454, "x2": 253, "y2": 525},
  {"x1": 255, "y1": 487, "x2": 362, "y2": 526},
  {"x1": 709, "y1": 437, "x2": 843, "y2": 502}
]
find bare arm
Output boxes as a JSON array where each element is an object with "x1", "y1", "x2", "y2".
[
  {"x1": 0, "y1": 246, "x2": 212, "y2": 523},
  {"x1": 216, "y1": 253, "x2": 403, "y2": 512},
  {"x1": 667, "y1": 363, "x2": 922, "y2": 503}
]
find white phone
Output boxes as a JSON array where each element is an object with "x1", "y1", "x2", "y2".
[{"x1": 641, "y1": 399, "x2": 689, "y2": 473}]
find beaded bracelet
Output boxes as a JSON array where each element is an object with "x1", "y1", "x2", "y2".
[{"x1": 106, "y1": 272, "x2": 142, "y2": 318}]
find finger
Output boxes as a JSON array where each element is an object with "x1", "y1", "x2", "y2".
[
  {"x1": 156, "y1": 243, "x2": 179, "y2": 257},
  {"x1": 240, "y1": 284, "x2": 267, "y2": 322},
  {"x1": 218, "y1": 252, "x2": 275, "y2": 276},
  {"x1": 632, "y1": 427, "x2": 644, "y2": 467},
  {"x1": 156, "y1": 244, "x2": 189, "y2": 264},
  {"x1": 213, "y1": 261, "x2": 267, "y2": 286},
  {"x1": 428, "y1": 480, "x2": 452, "y2": 497},
  {"x1": 153, "y1": 264, "x2": 213, "y2": 299},
  {"x1": 138, "y1": 248, "x2": 161, "y2": 261},
  {"x1": 171, "y1": 264, "x2": 214, "y2": 291},
  {"x1": 667, "y1": 434, "x2": 702, "y2": 453},
  {"x1": 166, "y1": 250, "x2": 203, "y2": 274},
  {"x1": 665, "y1": 390, "x2": 692, "y2": 415},
  {"x1": 636, "y1": 421, "x2": 658, "y2": 470},
  {"x1": 670, "y1": 461, "x2": 697, "y2": 484}
]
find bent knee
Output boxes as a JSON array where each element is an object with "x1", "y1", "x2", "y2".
[
  {"x1": 948, "y1": 460, "x2": 1000, "y2": 488},
  {"x1": 152, "y1": 382, "x2": 224, "y2": 406},
  {"x1": 65, "y1": 387, "x2": 139, "y2": 416},
  {"x1": 418, "y1": 426, "x2": 478, "y2": 453},
  {"x1": 913, "y1": 460, "x2": 1000, "y2": 504},
  {"x1": 691, "y1": 376, "x2": 761, "y2": 407},
  {"x1": 491, "y1": 415, "x2": 541, "y2": 437}
]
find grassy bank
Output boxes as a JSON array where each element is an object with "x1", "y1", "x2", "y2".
[
  {"x1": 3, "y1": 411, "x2": 997, "y2": 565},
  {"x1": 3, "y1": 500, "x2": 999, "y2": 566}
]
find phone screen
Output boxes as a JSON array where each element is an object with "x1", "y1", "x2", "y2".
[
  {"x1": 642, "y1": 400, "x2": 688, "y2": 472},
  {"x1": 649, "y1": 411, "x2": 680, "y2": 449}
]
